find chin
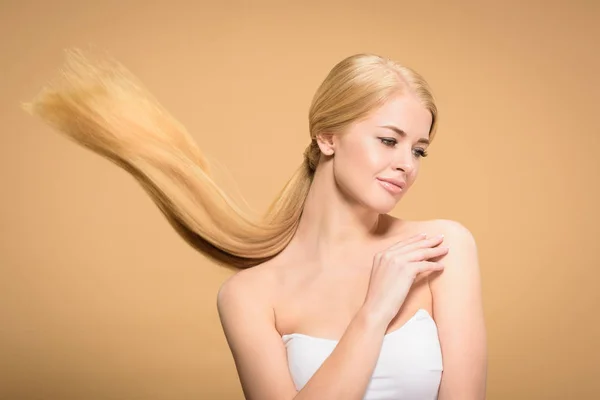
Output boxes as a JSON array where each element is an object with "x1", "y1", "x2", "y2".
[
  {"x1": 366, "y1": 195, "x2": 399, "y2": 214},
  {"x1": 344, "y1": 182, "x2": 401, "y2": 214}
]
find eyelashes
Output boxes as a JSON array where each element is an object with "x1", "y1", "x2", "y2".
[
  {"x1": 378, "y1": 138, "x2": 429, "y2": 158},
  {"x1": 379, "y1": 138, "x2": 397, "y2": 147},
  {"x1": 415, "y1": 148, "x2": 429, "y2": 158}
]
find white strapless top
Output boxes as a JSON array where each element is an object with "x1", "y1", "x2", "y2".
[{"x1": 282, "y1": 308, "x2": 443, "y2": 400}]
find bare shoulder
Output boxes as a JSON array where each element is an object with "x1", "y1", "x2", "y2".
[
  {"x1": 386, "y1": 215, "x2": 482, "y2": 300},
  {"x1": 422, "y1": 219, "x2": 488, "y2": 398},
  {"x1": 406, "y1": 218, "x2": 480, "y2": 289},
  {"x1": 216, "y1": 259, "x2": 297, "y2": 400},
  {"x1": 427, "y1": 218, "x2": 477, "y2": 242},
  {"x1": 423, "y1": 218, "x2": 480, "y2": 275},
  {"x1": 380, "y1": 215, "x2": 472, "y2": 242},
  {"x1": 216, "y1": 259, "x2": 281, "y2": 331},
  {"x1": 384, "y1": 215, "x2": 474, "y2": 240},
  {"x1": 382, "y1": 216, "x2": 487, "y2": 394}
]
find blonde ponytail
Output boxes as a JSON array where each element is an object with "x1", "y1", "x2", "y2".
[{"x1": 22, "y1": 49, "x2": 437, "y2": 270}]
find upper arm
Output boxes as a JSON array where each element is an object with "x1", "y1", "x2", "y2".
[
  {"x1": 429, "y1": 220, "x2": 488, "y2": 400},
  {"x1": 216, "y1": 270, "x2": 298, "y2": 400}
]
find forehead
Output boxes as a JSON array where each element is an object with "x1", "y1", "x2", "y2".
[{"x1": 355, "y1": 94, "x2": 433, "y2": 139}]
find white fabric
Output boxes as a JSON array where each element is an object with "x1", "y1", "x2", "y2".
[{"x1": 282, "y1": 308, "x2": 443, "y2": 400}]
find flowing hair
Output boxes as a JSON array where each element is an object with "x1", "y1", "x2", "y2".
[{"x1": 22, "y1": 48, "x2": 438, "y2": 270}]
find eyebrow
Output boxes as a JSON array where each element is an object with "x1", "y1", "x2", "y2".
[{"x1": 379, "y1": 125, "x2": 430, "y2": 145}]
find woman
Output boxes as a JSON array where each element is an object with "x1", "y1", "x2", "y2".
[{"x1": 23, "y1": 49, "x2": 487, "y2": 399}]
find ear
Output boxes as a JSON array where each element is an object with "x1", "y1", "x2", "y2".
[{"x1": 315, "y1": 132, "x2": 336, "y2": 156}]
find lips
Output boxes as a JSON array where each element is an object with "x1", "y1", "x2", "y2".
[{"x1": 377, "y1": 177, "x2": 406, "y2": 190}]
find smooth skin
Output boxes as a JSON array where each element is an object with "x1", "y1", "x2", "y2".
[{"x1": 217, "y1": 93, "x2": 487, "y2": 399}]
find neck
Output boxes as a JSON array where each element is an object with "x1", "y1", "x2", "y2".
[{"x1": 288, "y1": 164, "x2": 387, "y2": 265}]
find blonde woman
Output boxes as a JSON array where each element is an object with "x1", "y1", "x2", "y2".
[{"x1": 24, "y1": 49, "x2": 487, "y2": 400}]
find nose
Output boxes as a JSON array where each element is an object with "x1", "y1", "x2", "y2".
[
  {"x1": 393, "y1": 151, "x2": 415, "y2": 175},
  {"x1": 394, "y1": 163, "x2": 413, "y2": 175}
]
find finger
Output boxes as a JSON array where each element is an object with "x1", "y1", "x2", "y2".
[
  {"x1": 389, "y1": 234, "x2": 445, "y2": 255},
  {"x1": 414, "y1": 263, "x2": 445, "y2": 282},
  {"x1": 411, "y1": 261, "x2": 445, "y2": 276},
  {"x1": 405, "y1": 245, "x2": 449, "y2": 262},
  {"x1": 385, "y1": 233, "x2": 429, "y2": 252}
]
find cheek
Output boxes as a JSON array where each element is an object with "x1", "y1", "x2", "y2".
[
  {"x1": 349, "y1": 141, "x2": 386, "y2": 170},
  {"x1": 336, "y1": 142, "x2": 383, "y2": 180},
  {"x1": 405, "y1": 168, "x2": 420, "y2": 188},
  {"x1": 334, "y1": 148, "x2": 391, "y2": 198}
]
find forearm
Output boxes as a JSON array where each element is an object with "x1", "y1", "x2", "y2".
[{"x1": 293, "y1": 305, "x2": 387, "y2": 400}]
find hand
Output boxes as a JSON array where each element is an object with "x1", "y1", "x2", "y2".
[{"x1": 362, "y1": 233, "x2": 449, "y2": 326}]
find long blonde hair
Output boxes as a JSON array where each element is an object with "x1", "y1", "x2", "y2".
[{"x1": 22, "y1": 49, "x2": 438, "y2": 270}]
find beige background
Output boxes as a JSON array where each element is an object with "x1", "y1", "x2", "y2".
[{"x1": 1, "y1": 1, "x2": 599, "y2": 399}]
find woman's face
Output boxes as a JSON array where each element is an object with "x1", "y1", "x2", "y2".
[{"x1": 328, "y1": 93, "x2": 433, "y2": 213}]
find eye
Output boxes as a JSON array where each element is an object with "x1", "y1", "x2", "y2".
[
  {"x1": 379, "y1": 138, "x2": 429, "y2": 158},
  {"x1": 414, "y1": 148, "x2": 429, "y2": 158},
  {"x1": 379, "y1": 138, "x2": 397, "y2": 147}
]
